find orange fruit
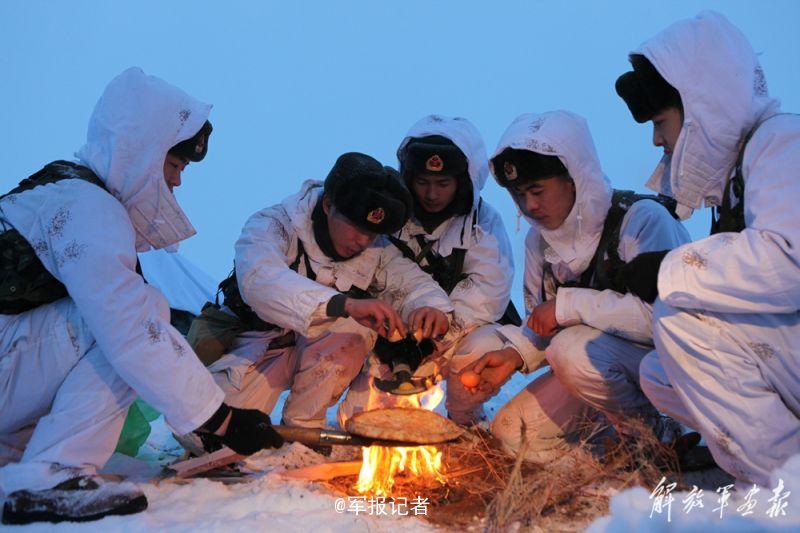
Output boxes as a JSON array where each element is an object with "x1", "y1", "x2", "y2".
[{"x1": 460, "y1": 370, "x2": 480, "y2": 388}]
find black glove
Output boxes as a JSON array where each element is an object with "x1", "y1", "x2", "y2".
[
  {"x1": 613, "y1": 250, "x2": 669, "y2": 303},
  {"x1": 199, "y1": 403, "x2": 284, "y2": 455}
]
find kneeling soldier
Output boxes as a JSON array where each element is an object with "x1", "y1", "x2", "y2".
[
  {"x1": 0, "y1": 68, "x2": 282, "y2": 526},
  {"x1": 200, "y1": 153, "x2": 452, "y2": 433},
  {"x1": 465, "y1": 111, "x2": 690, "y2": 460}
]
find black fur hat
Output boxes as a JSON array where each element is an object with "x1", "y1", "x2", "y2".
[
  {"x1": 400, "y1": 135, "x2": 469, "y2": 179},
  {"x1": 615, "y1": 55, "x2": 683, "y2": 123},
  {"x1": 169, "y1": 120, "x2": 213, "y2": 162},
  {"x1": 490, "y1": 147, "x2": 568, "y2": 188},
  {"x1": 399, "y1": 135, "x2": 474, "y2": 220},
  {"x1": 324, "y1": 152, "x2": 413, "y2": 234}
]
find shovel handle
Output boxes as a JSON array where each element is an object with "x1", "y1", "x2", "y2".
[
  {"x1": 273, "y1": 425, "x2": 324, "y2": 447},
  {"x1": 273, "y1": 425, "x2": 424, "y2": 448}
]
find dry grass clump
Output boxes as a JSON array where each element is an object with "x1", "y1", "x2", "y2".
[
  {"x1": 324, "y1": 417, "x2": 681, "y2": 531},
  {"x1": 486, "y1": 417, "x2": 680, "y2": 532}
]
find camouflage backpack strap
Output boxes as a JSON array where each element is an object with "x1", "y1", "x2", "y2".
[
  {"x1": 2, "y1": 160, "x2": 106, "y2": 200},
  {"x1": 388, "y1": 234, "x2": 418, "y2": 263},
  {"x1": 0, "y1": 161, "x2": 110, "y2": 314},
  {"x1": 538, "y1": 194, "x2": 627, "y2": 302},
  {"x1": 710, "y1": 113, "x2": 794, "y2": 235},
  {"x1": 218, "y1": 238, "x2": 311, "y2": 331},
  {"x1": 410, "y1": 234, "x2": 467, "y2": 295},
  {"x1": 388, "y1": 232, "x2": 466, "y2": 295},
  {"x1": 711, "y1": 128, "x2": 754, "y2": 235},
  {"x1": 540, "y1": 189, "x2": 678, "y2": 298},
  {"x1": 592, "y1": 189, "x2": 678, "y2": 291}
]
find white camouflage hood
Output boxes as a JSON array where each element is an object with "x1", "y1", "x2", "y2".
[
  {"x1": 397, "y1": 114, "x2": 488, "y2": 209},
  {"x1": 491, "y1": 111, "x2": 612, "y2": 279},
  {"x1": 75, "y1": 67, "x2": 212, "y2": 251},
  {"x1": 635, "y1": 10, "x2": 780, "y2": 213}
]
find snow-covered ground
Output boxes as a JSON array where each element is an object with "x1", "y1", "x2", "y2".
[
  {"x1": 4, "y1": 372, "x2": 799, "y2": 531},
  {"x1": 0, "y1": 372, "x2": 532, "y2": 532}
]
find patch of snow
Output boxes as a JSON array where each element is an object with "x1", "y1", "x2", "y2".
[
  {"x1": 241, "y1": 442, "x2": 332, "y2": 474},
  {"x1": 588, "y1": 453, "x2": 800, "y2": 532}
]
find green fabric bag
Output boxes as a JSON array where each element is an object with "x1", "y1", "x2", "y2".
[{"x1": 114, "y1": 399, "x2": 160, "y2": 457}]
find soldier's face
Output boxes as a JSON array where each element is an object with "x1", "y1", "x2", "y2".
[
  {"x1": 410, "y1": 173, "x2": 458, "y2": 214},
  {"x1": 163, "y1": 153, "x2": 189, "y2": 193},
  {"x1": 510, "y1": 175, "x2": 576, "y2": 230},
  {"x1": 651, "y1": 106, "x2": 683, "y2": 156},
  {"x1": 323, "y1": 196, "x2": 378, "y2": 258}
]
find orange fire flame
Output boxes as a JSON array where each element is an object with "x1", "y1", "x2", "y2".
[
  {"x1": 354, "y1": 383, "x2": 447, "y2": 496},
  {"x1": 355, "y1": 443, "x2": 445, "y2": 496}
]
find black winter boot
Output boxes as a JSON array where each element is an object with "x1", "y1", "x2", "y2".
[{"x1": 2, "y1": 476, "x2": 147, "y2": 525}]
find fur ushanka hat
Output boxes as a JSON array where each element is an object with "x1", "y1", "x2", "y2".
[
  {"x1": 615, "y1": 54, "x2": 683, "y2": 123},
  {"x1": 324, "y1": 152, "x2": 413, "y2": 234},
  {"x1": 490, "y1": 147, "x2": 569, "y2": 188}
]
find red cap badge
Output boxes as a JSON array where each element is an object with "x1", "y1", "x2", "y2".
[
  {"x1": 367, "y1": 207, "x2": 385, "y2": 224},
  {"x1": 504, "y1": 162, "x2": 518, "y2": 181},
  {"x1": 425, "y1": 154, "x2": 444, "y2": 172}
]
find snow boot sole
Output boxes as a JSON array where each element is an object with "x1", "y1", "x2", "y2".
[
  {"x1": 2, "y1": 494, "x2": 147, "y2": 525},
  {"x1": 2, "y1": 476, "x2": 148, "y2": 525}
]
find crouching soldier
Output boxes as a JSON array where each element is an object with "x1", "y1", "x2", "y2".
[
  {"x1": 615, "y1": 11, "x2": 800, "y2": 486},
  {"x1": 201, "y1": 152, "x2": 452, "y2": 433},
  {"x1": 0, "y1": 68, "x2": 282, "y2": 525},
  {"x1": 463, "y1": 111, "x2": 690, "y2": 460},
  {"x1": 339, "y1": 115, "x2": 516, "y2": 425}
]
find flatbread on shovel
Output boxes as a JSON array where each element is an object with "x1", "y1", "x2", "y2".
[{"x1": 345, "y1": 407, "x2": 463, "y2": 444}]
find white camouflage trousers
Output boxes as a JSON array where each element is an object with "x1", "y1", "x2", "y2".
[
  {"x1": 641, "y1": 300, "x2": 800, "y2": 486},
  {"x1": 0, "y1": 298, "x2": 137, "y2": 494},
  {"x1": 492, "y1": 324, "x2": 656, "y2": 460},
  {"x1": 210, "y1": 318, "x2": 376, "y2": 428}
]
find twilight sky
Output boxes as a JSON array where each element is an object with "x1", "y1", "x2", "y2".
[{"x1": 2, "y1": 0, "x2": 798, "y2": 306}]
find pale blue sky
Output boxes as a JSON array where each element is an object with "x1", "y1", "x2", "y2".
[{"x1": 2, "y1": 1, "x2": 798, "y2": 306}]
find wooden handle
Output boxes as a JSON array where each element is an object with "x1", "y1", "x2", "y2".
[
  {"x1": 273, "y1": 425, "x2": 323, "y2": 446},
  {"x1": 168, "y1": 447, "x2": 244, "y2": 478}
]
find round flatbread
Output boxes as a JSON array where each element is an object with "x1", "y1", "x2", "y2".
[{"x1": 345, "y1": 407, "x2": 463, "y2": 444}]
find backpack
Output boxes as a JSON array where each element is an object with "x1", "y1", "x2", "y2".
[
  {"x1": 0, "y1": 161, "x2": 124, "y2": 314},
  {"x1": 710, "y1": 113, "x2": 794, "y2": 235},
  {"x1": 187, "y1": 237, "x2": 373, "y2": 365},
  {"x1": 540, "y1": 189, "x2": 678, "y2": 301}
]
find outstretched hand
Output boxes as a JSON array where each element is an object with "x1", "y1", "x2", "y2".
[
  {"x1": 345, "y1": 298, "x2": 407, "y2": 338},
  {"x1": 408, "y1": 306, "x2": 449, "y2": 339},
  {"x1": 461, "y1": 347, "x2": 523, "y2": 395}
]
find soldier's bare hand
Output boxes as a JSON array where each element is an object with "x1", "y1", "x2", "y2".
[
  {"x1": 345, "y1": 298, "x2": 406, "y2": 339},
  {"x1": 407, "y1": 307, "x2": 449, "y2": 339},
  {"x1": 527, "y1": 299, "x2": 559, "y2": 337},
  {"x1": 465, "y1": 348, "x2": 523, "y2": 394}
]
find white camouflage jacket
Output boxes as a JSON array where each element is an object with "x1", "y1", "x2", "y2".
[
  {"x1": 490, "y1": 111, "x2": 691, "y2": 372},
  {"x1": 394, "y1": 115, "x2": 514, "y2": 336},
  {"x1": 633, "y1": 11, "x2": 800, "y2": 313},
  {"x1": 235, "y1": 181, "x2": 454, "y2": 339},
  {"x1": 0, "y1": 68, "x2": 224, "y2": 434}
]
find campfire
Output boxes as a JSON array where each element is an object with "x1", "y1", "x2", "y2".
[
  {"x1": 270, "y1": 387, "x2": 683, "y2": 530},
  {"x1": 348, "y1": 383, "x2": 448, "y2": 497}
]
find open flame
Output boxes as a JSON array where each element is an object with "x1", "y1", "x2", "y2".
[
  {"x1": 353, "y1": 384, "x2": 447, "y2": 496},
  {"x1": 355, "y1": 443, "x2": 445, "y2": 496}
]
